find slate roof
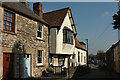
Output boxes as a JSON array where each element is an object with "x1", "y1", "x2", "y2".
[
  {"x1": 75, "y1": 38, "x2": 86, "y2": 51},
  {"x1": 43, "y1": 7, "x2": 69, "y2": 27},
  {"x1": 2, "y1": 2, "x2": 49, "y2": 26}
]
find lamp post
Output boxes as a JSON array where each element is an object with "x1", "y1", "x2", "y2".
[{"x1": 85, "y1": 39, "x2": 88, "y2": 66}]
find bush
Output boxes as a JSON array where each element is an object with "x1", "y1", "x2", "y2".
[{"x1": 46, "y1": 67, "x2": 54, "y2": 73}]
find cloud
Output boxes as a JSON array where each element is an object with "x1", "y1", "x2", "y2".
[{"x1": 102, "y1": 11, "x2": 110, "y2": 16}]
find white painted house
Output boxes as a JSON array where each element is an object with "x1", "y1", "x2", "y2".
[
  {"x1": 43, "y1": 7, "x2": 77, "y2": 68},
  {"x1": 74, "y1": 38, "x2": 87, "y2": 66}
]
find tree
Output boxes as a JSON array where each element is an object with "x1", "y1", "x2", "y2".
[
  {"x1": 88, "y1": 54, "x2": 95, "y2": 60},
  {"x1": 96, "y1": 50, "x2": 105, "y2": 61}
]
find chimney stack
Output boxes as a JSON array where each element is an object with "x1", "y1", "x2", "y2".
[
  {"x1": 19, "y1": 0, "x2": 29, "y2": 7},
  {"x1": 33, "y1": 2, "x2": 43, "y2": 19}
]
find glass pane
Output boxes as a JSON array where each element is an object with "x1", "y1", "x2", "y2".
[
  {"x1": 10, "y1": 27, "x2": 12, "y2": 31},
  {"x1": 7, "y1": 12, "x2": 10, "y2": 16},
  {"x1": 63, "y1": 34, "x2": 66, "y2": 42},
  {"x1": 38, "y1": 50, "x2": 42, "y2": 63},
  {"x1": 4, "y1": 16, "x2": 6, "y2": 20},
  {"x1": 37, "y1": 24, "x2": 40, "y2": 30},
  {"x1": 6, "y1": 26, "x2": 9, "y2": 30},
  {"x1": 38, "y1": 50, "x2": 40, "y2": 57},
  {"x1": 6, "y1": 22, "x2": 9, "y2": 26},
  {"x1": 10, "y1": 23, "x2": 12, "y2": 26},
  {"x1": 40, "y1": 25, "x2": 42, "y2": 31},
  {"x1": 4, "y1": 21, "x2": 6, "y2": 24},
  {"x1": 4, "y1": 11, "x2": 6, "y2": 15},
  {"x1": 37, "y1": 31, "x2": 41, "y2": 38},
  {"x1": 10, "y1": 19, "x2": 13, "y2": 22},
  {"x1": 3, "y1": 25, "x2": 6, "y2": 29},
  {"x1": 37, "y1": 24, "x2": 42, "y2": 31},
  {"x1": 7, "y1": 17, "x2": 9, "y2": 21},
  {"x1": 11, "y1": 14, "x2": 13, "y2": 18}
]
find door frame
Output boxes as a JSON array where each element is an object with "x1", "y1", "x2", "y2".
[{"x1": 24, "y1": 54, "x2": 32, "y2": 78}]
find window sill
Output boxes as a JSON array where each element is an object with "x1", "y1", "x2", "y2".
[
  {"x1": 63, "y1": 42, "x2": 73, "y2": 45},
  {"x1": 2, "y1": 30, "x2": 17, "y2": 35},
  {"x1": 36, "y1": 64, "x2": 45, "y2": 67},
  {"x1": 36, "y1": 37, "x2": 45, "y2": 42}
]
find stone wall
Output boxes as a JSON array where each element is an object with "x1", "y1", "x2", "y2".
[{"x1": 2, "y1": 12, "x2": 48, "y2": 78}]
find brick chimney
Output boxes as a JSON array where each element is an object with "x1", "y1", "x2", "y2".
[
  {"x1": 19, "y1": 0, "x2": 29, "y2": 7},
  {"x1": 33, "y1": 2, "x2": 43, "y2": 19}
]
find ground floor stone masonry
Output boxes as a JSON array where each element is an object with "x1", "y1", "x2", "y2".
[{"x1": 1, "y1": 44, "x2": 48, "y2": 78}]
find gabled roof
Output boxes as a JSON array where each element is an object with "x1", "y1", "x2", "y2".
[
  {"x1": 75, "y1": 38, "x2": 86, "y2": 51},
  {"x1": 43, "y1": 7, "x2": 77, "y2": 35},
  {"x1": 2, "y1": 2, "x2": 48, "y2": 26},
  {"x1": 43, "y1": 7, "x2": 69, "y2": 27}
]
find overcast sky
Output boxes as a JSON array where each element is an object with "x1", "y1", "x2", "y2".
[{"x1": 29, "y1": 2, "x2": 119, "y2": 55}]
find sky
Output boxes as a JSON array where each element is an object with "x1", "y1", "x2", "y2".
[{"x1": 29, "y1": 2, "x2": 119, "y2": 55}]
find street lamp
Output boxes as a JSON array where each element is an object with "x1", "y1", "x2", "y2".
[{"x1": 85, "y1": 39, "x2": 88, "y2": 66}]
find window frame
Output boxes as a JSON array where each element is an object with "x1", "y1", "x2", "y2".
[
  {"x1": 63, "y1": 29, "x2": 73, "y2": 44},
  {"x1": 37, "y1": 23, "x2": 43, "y2": 40},
  {"x1": 78, "y1": 52, "x2": 80, "y2": 62},
  {"x1": 37, "y1": 50, "x2": 43, "y2": 66},
  {"x1": 3, "y1": 9, "x2": 15, "y2": 33}
]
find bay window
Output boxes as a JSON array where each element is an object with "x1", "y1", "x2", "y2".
[{"x1": 63, "y1": 29, "x2": 73, "y2": 44}]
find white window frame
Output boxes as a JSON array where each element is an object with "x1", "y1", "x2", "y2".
[
  {"x1": 37, "y1": 24, "x2": 43, "y2": 40},
  {"x1": 37, "y1": 50, "x2": 43, "y2": 66}
]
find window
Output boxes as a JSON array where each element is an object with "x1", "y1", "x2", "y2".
[
  {"x1": 37, "y1": 24, "x2": 43, "y2": 39},
  {"x1": 81, "y1": 53, "x2": 83, "y2": 63},
  {"x1": 84, "y1": 56, "x2": 86, "y2": 63},
  {"x1": 78, "y1": 52, "x2": 80, "y2": 62},
  {"x1": 58, "y1": 56, "x2": 65, "y2": 66},
  {"x1": 63, "y1": 29, "x2": 73, "y2": 44},
  {"x1": 3, "y1": 10, "x2": 15, "y2": 32},
  {"x1": 37, "y1": 50, "x2": 43, "y2": 65}
]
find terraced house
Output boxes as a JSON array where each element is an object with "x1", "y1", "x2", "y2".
[
  {"x1": 74, "y1": 38, "x2": 87, "y2": 66},
  {"x1": 0, "y1": 2, "x2": 49, "y2": 79}
]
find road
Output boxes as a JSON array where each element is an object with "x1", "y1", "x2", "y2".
[{"x1": 79, "y1": 64, "x2": 120, "y2": 78}]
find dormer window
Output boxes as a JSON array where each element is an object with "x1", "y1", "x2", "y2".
[
  {"x1": 37, "y1": 23, "x2": 43, "y2": 39},
  {"x1": 63, "y1": 29, "x2": 73, "y2": 44},
  {"x1": 3, "y1": 10, "x2": 15, "y2": 32}
]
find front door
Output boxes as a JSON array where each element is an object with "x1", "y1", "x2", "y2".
[
  {"x1": 24, "y1": 54, "x2": 31, "y2": 78},
  {"x1": 3, "y1": 53, "x2": 14, "y2": 78}
]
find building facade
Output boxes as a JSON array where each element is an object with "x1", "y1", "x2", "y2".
[
  {"x1": 106, "y1": 41, "x2": 120, "y2": 73},
  {"x1": 43, "y1": 7, "x2": 77, "y2": 69},
  {"x1": 74, "y1": 38, "x2": 87, "y2": 66},
  {"x1": 0, "y1": 2, "x2": 49, "y2": 79}
]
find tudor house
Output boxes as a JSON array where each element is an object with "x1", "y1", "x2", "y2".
[
  {"x1": 43, "y1": 7, "x2": 77, "y2": 69},
  {"x1": 0, "y1": 2, "x2": 49, "y2": 79}
]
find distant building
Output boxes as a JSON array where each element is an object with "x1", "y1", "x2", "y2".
[{"x1": 74, "y1": 38, "x2": 87, "y2": 66}]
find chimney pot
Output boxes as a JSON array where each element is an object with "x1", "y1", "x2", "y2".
[{"x1": 19, "y1": 0, "x2": 29, "y2": 7}]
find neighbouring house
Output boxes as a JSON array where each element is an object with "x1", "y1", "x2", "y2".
[
  {"x1": 43, "y1": 7, "x2": 77, "y2": 70},
  {"x1": 74, "y1": 38, "x2": 87, "y2": 66},
  {"x1": 0, "y1": 2, "x2": 49, "y2": 79},
  {"x1": 106, "y1": 40, "x2": 120, "y2": 73}
]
